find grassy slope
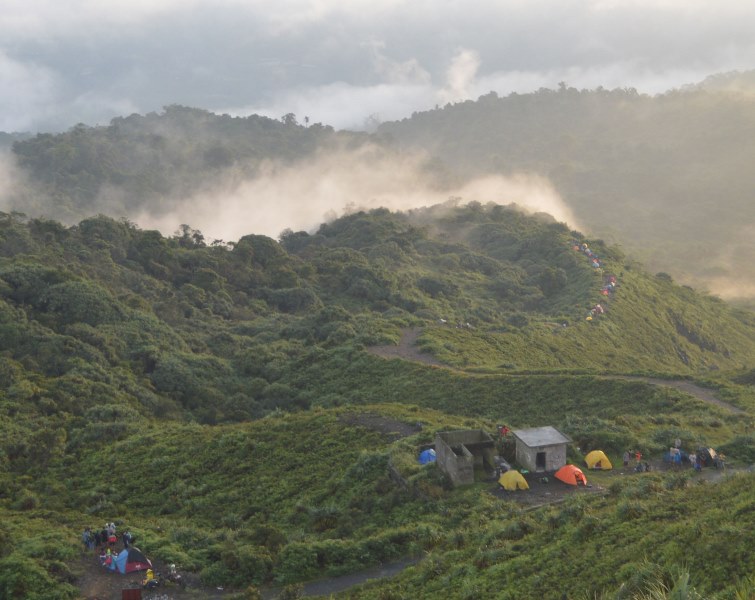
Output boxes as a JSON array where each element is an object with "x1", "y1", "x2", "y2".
[
  {"x1": 340, "y1": 471, "x2": 755, "y2": 600},
  {"x1": 0, "y1": 209, "x2": 754, "y2": 598},
  {"x1": 416, "y1": 258, "x2": 755, "y2": 374},
  {"x1": 3, "y1": 401, "x2": 752, "y2": 598}
]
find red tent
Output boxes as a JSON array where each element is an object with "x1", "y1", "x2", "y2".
[{"x1": 555, "y1": 464, "x2": 588, "y2": 486}]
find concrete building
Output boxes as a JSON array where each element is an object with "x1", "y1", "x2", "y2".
[
  {"x1": 512, "y1": 426, "x2": 572, "y2": 472},
  {"x1": 434, "y1": 429, "x2": 496, "y2": 486}
]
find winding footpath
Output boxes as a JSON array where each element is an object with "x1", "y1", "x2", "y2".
[{"x1": 367, "y1": 328, "x2": 748, "y2": 415}]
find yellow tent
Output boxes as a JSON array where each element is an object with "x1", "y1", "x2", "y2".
[
  {"x1": 585, "y1": 450, "x2": 613, "y2": 470},
  {"x1": 499, "y1": 470, "x2": 529, "y2": 491}
]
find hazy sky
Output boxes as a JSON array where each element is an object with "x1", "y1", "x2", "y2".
[{"x1": 2, "y1": 0, "x2": 755, "y2": 132}]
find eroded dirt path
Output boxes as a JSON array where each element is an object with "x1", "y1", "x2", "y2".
[
  {"x1": 367, "y1": 327, "x2": 443, "y2": 366},
  {"x1": 607, "y1": 376, "x2": 746, "y2": 414},
  {"x1": 367, "y1": 328, "x2": 747, "y2": 414}
]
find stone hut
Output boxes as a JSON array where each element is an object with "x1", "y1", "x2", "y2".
[
  {"x1": 511, "y1": 426, "x2": 571, "y2": 472},
  {"x1": 434, "y1": 429, "x2": 496, "y2": 486}
]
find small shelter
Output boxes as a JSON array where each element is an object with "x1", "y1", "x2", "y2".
[
  {"x1": 499, "y1": 470, "x2": 529, "y2": 491},
  {"x1": 585, "y1": 450, "x2": 612, "y2": 470},
  {"x1": 555, "y1": 465, "x2": 587, "y2": 486},
  {"x1": 512, "y1": 426, "x2": 572, "y2": 472},
  {"x1": 109, "y1": 547, "x2": 152, "y2": 574},
  {"x1": 435, "y1": 430, "x2": 495, "y2": 486}
]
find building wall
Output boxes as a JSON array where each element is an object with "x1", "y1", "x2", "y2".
[
  {"x1": 435, "y1": 430, "x2": 494, "y2": 486},
  {"x1": 515, "y1": 442, "x2": 568, "y2": 472},
  {"x1": 435, "y1": 434, "x2": 474, "y2": 486}
]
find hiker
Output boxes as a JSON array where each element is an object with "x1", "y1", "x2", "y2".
[
  {"x1": 82, "y1": 528, "x2": 91, "y2": 552},
  {"x1": 107, "y1": 522, "x2": 116, "y2": 536},
  {"x1": 644, "y1": 462, "x2": 651, "y2": 472},
  {"x1": 101, "y1": 548, "x2": 112, "y2": 568},
  {"x1": 143, "y1": 569, "x2": 158, "y2": 589},
  {"x1": 635, "y1": 450, "x2": 642, "y2": 463},
  {"x1": 674, "y1": 438, "x2": 681, "y2": 449},
  {"x1": 123, "y1": 530, "x2": 132, "y2": 548},
  {"x1": 623, "y1": 450, "x2": 630, "y2": 467},
  {"x1": 100, "y1": 526, "x2": 108, "y2": 547},
  {"x1": 108, "y1": 531, "x2": 117, "y2": 548}
]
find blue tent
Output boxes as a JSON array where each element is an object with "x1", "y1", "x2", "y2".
[
  {"x1": 108, "y1": 547, "x2": 152, "y2": 574},
  {"x1": 418, "y1": 449, "x2": 436, "y2": 465}
]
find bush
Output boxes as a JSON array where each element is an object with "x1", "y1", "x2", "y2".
[
  {"x1": 717, "y1": 435, "x2": 755, "y2": 464},
  {"x1": 12, "y1": 489, "x2": 39, "y2": 511},
  {"x1": 0, "y1": 554, "x2": 77, "y2": 599}
]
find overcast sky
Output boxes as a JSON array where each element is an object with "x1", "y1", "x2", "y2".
[{"x1": 2, "y1": 0, "x2": 755, "y2": 133}]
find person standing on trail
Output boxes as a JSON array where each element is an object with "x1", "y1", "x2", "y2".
[
  {"x1": 82, "y1": 528, "x2": 91, "y2": 552},
  {"x1": 635, "y1": 450, "x2": 642, "y2": 464}
]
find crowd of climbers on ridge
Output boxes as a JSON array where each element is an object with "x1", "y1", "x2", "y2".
[{"x1": 571, "y1": 241, "x2": 619, "y2": 322}]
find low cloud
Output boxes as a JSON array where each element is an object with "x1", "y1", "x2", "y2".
[
  {"x1": 132, "y1": 145, "x2": 577, "y2": 243},
  {"x1": 439, "y1": 49, "x2": 480, "y2": 104}
]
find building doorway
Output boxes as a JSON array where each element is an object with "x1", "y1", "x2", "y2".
[{"x1": 536, "y1": 452, "x2": 546, "y2": 471}]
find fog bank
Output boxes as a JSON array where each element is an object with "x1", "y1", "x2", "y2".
[{"x1": 133, "y1": 146, "x2": 577, "y2": 242}]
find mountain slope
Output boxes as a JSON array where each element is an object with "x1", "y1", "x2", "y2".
[
  {"x1": 1, "y1": 205, "x2": 754, "y2": 598},
  {"x1": 376, "y1": 82, "x2": 755, "y2": 298}
]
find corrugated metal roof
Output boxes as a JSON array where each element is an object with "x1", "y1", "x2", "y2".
[{"x1": 512, "y1": 426, "x2": 571, "y2": 447}]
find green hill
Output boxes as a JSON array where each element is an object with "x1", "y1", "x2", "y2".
[
  {"x1": 8, "y1": 83, "x2": 755, "y2": 300},
  {"x1": 376, "y1": 81, "x2": 755, "y2": 299},
  {"x1": 8, "y1": 105, "x2": 358, "y2": 223},
  {"x1": 0, "y1": 205, "x2": 753, "y2": 598}
]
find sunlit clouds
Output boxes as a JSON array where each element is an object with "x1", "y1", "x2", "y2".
[{"x1": 2, "y1": 0, "x2": 755, "y2": 132}]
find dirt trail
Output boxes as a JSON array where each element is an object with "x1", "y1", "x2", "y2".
[
  {"x1": 75, "y1": 553, "x2": 232, "y2": 600},
  {"x1": 366, "y1": 328, "x2": 747, "y2": 415},
  {"x1": 367, "y1": 327, "x2": 443, "y2": 366},
  {"x1": 606, "y1": 376, "x2": 746, "y2": 414},
  {"x1": 260, "y1": 557, "x2": 420, "y2": 599}
]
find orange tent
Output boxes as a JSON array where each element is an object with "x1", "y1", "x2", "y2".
[{"x1": 555, "y1": 465, "x2": 588, "y2": 486}]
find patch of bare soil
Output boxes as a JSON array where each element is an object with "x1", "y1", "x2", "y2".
[
  {"x1": 75, "y1": 551, "x2": 233, "y2": 600},
  {"x1": 339, "y1": 412, "x2": 423, "y2": 440},
  {"x1": 367, "y1": 327, "x2": 444, "y2": 366},
  {"x1": 491, "y1": 460, "x2": 743, "y2": 509},
  {"x1": 490, "y1": 472, "x2": 605, "y2": 507}
]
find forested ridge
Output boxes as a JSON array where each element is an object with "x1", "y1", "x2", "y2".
[
  {"x1": 7, "y1": 105, "x2": 356, "y2": 222},
  {"x1": 0, "y1": 204, "x2": 754, "y2": 598},
  {"x1": 377, "y1": 79, "x2": 755, "y2": 298},
  {"x1": 7, "y1": 78, "x2": 755, "y2": 299}
]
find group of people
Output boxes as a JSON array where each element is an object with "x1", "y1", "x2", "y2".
[
  {"x1": 82, "y1": 522, "x2": 117, "y2": 552},
  {"x1": 571, "y1": 241, "x2": 621, "y2": 322},
  {"x1": 622, "y1": 449, "x2": 651, "y2": 472},
  {"x1": 81, "y1": 522, "x2": 135, "y2": 566}
]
